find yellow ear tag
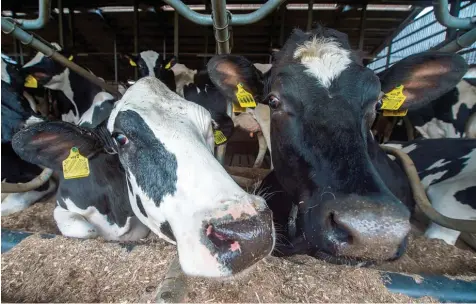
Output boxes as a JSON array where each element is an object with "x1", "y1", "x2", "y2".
[
  {"x1": 235, "y1": 83, "x2": 257, "y2": 108},
  {"x1": 214, "y1": 130, "x2": 227, "y2": 145},
  {"x1": 62, "y1": 147, "x2": 90, "y2": 179},
  {"x1": 381, "y1": 85, "x2": 406, "y2": 111},
  {"x1": 68, "y1": 55, "x2": 74, "y2": 61},
  {"x1": 129, "y1": 59, "x2": 137, "y2": 67},
  {"x1": 232, "y1": 102, "x2": 246, "y2": 113},
  {"x1": 24, "y1": 75, "x2": 38, "y2": 88},
  {"x1": 165, "y1": 61, "x2": 171, "y2": 69},
  {"x1": 383, "y1": 109, "x2": 408, "y2": 117}
]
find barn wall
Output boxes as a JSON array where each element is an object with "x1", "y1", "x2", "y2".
[{"x1": 367, "y1": 1, "x2": 476, "y2": 72}]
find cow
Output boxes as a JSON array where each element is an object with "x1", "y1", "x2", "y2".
[
  {"x1": 12, "y1": 76, "x2": 275, "y2": 278},
  {"x1": 205, "y1": 25, "x2": 472, "y2": 264},
  {"x1": 1, "y1": 56, "x2": 56, "y2": 216},
  {"x1": 21, "y1": 43, "x2": 116, "y2": 125}
]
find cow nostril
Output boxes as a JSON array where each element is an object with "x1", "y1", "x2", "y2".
[
  {"x1": 205, "y1": 224, "x2": 241, "y2": 252},
  {"x1": 328, "y1": 212, "x2": 353, "y2": 245}
]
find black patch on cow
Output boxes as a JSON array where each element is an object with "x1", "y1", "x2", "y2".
[
  {"x1": 454, "y1": 186, "x2": 476, "y2": 209},
  {"x1": 135, "y1": 195, "x2": 147, "y2": 218},
  {"x1": 114, "y1": 110, "x2": 178, "y2": 207},
  {"x1": 160, "y1": 221, "x2": 175, "y2": 242},
  {"x1": 78, "y1": 99, "x2": 115, "y2": 128},
  {"x1": 401, "y1": 138, "x2": 476, "y2": 185}
]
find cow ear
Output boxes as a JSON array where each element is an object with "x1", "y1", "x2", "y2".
[
  {"x1": 211, "y1": 112, "x2": 234, "y2": 146},
  {"x1": 164, "y1": 56, "x2": 177, "y2": 70},
  {"x1": 207, "y1": 55, "x2": 264, "y2": 108},
  {"x1": 378, "y1": 52, "x2": 468, "y2": 110},
  {"x1": 12, "y1": 121, "x2": 105, "y2": 171}
]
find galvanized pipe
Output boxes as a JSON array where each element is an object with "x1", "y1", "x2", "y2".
[
  {"x1": 446, "y1": 0, "x2": 461, "y2": 40},
  {"x1": 434, "y1": 0, "x2": 476, "y2": 29},
  {"x1": 359, "y1": 4, "x2": 367, "y2": 51},
  {"x1": 437, "y1": 28, "x2": 476, "y2": 53},
  {"x1": 1, "y1": 17, "x2": 120, "y2": 97},
  {"x1": 174, "y1": 12, "x2": 179, "y2": 59},
  {"x1": 162, "y1": 0, "x2": 285, "y2": 26},
  {"x1": 306, "y1": 0, "x2": 314, "y2": 31},
  {"x1": 58, "y1": 0, "x2": 64, "y2": 46},
  {"x1": 14, "y1": 0, "x2": 50, "y2": 30}
]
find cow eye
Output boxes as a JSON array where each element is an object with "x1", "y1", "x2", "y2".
[
  {"x1": 268, "y1": 95, "x2": 281, "y2": 109},
  {"x1": 113, "y1": 133, "x2": 129, "y2": 146}
]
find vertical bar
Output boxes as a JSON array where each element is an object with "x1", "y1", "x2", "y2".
[
  {"x1": 133, "y1": 0, "x2": 139, "y2": 80},
  {"x1": 385, "y1": 41, "x2": 392, "y2": 69},
  {"x1": 114, "y1": 38, "x2": 118, "y2": 83},
  {"x1": 359, "y1": 4, "x2": 367, "y2": 51},
  {"x1": 68, "y1": 6, "x2": 75, "y2": 48},
  {"x1": 203, "y1": 0, "x2": 210, "y2": 67},
  {"x1": 12, "y1": 11, "x2": 19, "y2": 63},
  {"x1": 19, "y1": 42, "x2": 24, "y2": 65},
  {"x1": 306, "y1": 0, "x2": 314, "y2": 31},
  {"x1": 58, "y1": 0, "x2": 64, "y2": 47},
  {"x1": 163, "y1": 39, "x2": 166, "y2": 59},
  {"x1": 446, "y1": 0, "x2": 461, "y2": 40},
  {"x1": 279, "y1": 5, "x2": 285, "y2": 47},
  {"x1": 174, "y1": 12, "x2": 179, "y2": 59}
]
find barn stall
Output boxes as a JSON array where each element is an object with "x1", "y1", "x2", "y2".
[{"x1": 1, "y1": 0, "x2": 476, "y2": 302}]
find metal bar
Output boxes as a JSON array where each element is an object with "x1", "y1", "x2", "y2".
[
  {"x1": 391, "y1": 20, "x2": 438, "y2": 44},
  {"x1": 306, "y1": 0, "x2": 314, "y2": 31},
  {"x1": 163, "y1": 39, "x2": 166, "y2": 58},
  {"x1": 12, "y1": 11, "x2": 19, "y2": 63},
  {"x1": 446, "y1": 0, "x2": 461, "y2": 40},
  {"x1": 133, "y1": 0, "x2": 139, "y2": 80},
  {"x1": 390, "y1": 29, "x2": 446, "y2": 55},
  {"x1": 385, "y1": 40, "x2": 392, "y2": 69},
  {"x1": 58, "y1": 0, "x2": 64, "y2": 47},
  {"x1": 174, "y1": 12, "x2": 179, "y2": 59},
  {"x1": 114, "y1": 38, "x2": 118, "y2": 83},
  {"x1": 13, "y1": 0, "x2": 50, "y2": 30},
  {"x1": 359, "y1": 4, "x2": 367, "y2": 51},
  {"x1": 434, "y1": 0, "x2": 476, "y2": 30},
  {"x1": 1, "y1": 17, "x2": 121, "y2": 97},
  {"x1": 279, "y1": 4, "x2": 285, "y2": 47},
  {"x1": 437, "y1": 28, "x2": 476, "y2": 53},
  {"x1": 68, "y1": 6, "x2": 75, "y2": 48},
  {"x1": 19, "y1": 41, "x2": 24, "y2": 65},
  {"x1": 162, "y1": 0, "x2": 285, "y2": 26}
]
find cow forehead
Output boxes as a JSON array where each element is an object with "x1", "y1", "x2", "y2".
[{"x1": 23, "y1": 43, "x2": 62, "y2": 68}]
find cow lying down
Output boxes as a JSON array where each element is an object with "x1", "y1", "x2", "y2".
[{"x1": 12, "y1": 77, "x2": 275, "y2": 278}]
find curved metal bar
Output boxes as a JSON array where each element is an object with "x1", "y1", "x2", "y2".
[
  {"x1": 162, "y1": 0, "x2": 285, "y2": 26},
  {"x1": 434, "y1": 0, "x2": 476, "y2": 30},
  {"x1": 14, "y1": 0, "x2": 51, "y2": 30},
  {"x1": 1, "y1": 168, "x2": 53, "y2": 193},
  {"x1": 1, "y1": 17, "x2": 121, "y2": 98}
]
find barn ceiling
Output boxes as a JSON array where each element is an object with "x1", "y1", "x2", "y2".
[{"x1": 1, "y1": 0, "x2": 455, "y2": 82}]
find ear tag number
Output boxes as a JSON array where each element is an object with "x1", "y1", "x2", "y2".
[
  {"x1": 383, "y1": 109, "x2": 408, "y2": 117},
  {"x1": 62, "y1": 147, "x2": 90, "y2": 179},
  {"x1": 165, "y1": 61, "x2": 172, "y2": 69},
  {"x1": 381, "y1": 85, "x2": 406, "y2": 111},
  {"x1": 129, "y1": 59, "x2": 137, "y2": 67},
  {"x1": 235, "y1": 83, "x2": 257, "y2": 108},
  {"x1": 232, "y1": 102, "x2": 246, "y2": 113},
  {"x1": 214, "y1": 130, "x2": 227, "y2": 145},
  {"x1": 24, "y1": 75, "x2": 38, "y2": 88}
]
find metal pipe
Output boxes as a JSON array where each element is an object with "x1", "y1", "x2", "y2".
[
  {"x1": 58, "y1": 0, "x2": 64, "y2": 47},
  {"x1": 163, "y1": 39, "x2": 166, "y2": 59},
  {"x1": 1, "y1": 17, "x2": 121, "y2": 97},
  {"x1": 434, "y1": 0, "x2": 476, "y2": 30},
  {"x1": 359, "y1": 4, "x2": 367, "y2": 51},
  {"x1": 162, "y1": 0, "x2": 285, "y2": 26},
  {"x1": 279, "y1": 5, "x2": 285, "y2": 47},
  {"x1": 306, "y1": 0, "x2": 314, "y2": 31},
  {"x1": 68, "y1": 6, "x2": 75, "y2": 48},
  {"x1": 19, "y1": 42, "x2": 24, "y2": 65},
  {"x1": 446, "y1": 0, "x2": 461, "y2": 40},
  {"x1": 133, "y1": 0, "x2": 139, "y2": 80},
  {"x1": 174, "y1": 12, "x2": 179, "y2": 59},
  {"x1": 114, "y1": 38, "x2": 118, "y2": 83},
  {"x1": 437, "y1": 28, "x2": 476, "y2": 53},
  {"x1": 13, "y1": 0, "x2": 51, "y2": 30},
  {"x1": 385, "y1": 41, "x2": 392, "y2": 69}
]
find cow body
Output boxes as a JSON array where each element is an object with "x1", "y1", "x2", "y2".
[
  {"x1": 13, "y1": 77, "x2": 275, "y2": 278},
  {"x1": 207, "y1": 26, "x2": 469, "y2": 264}
]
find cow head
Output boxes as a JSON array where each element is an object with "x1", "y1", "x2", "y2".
[
  {"x1": 12, "y1": 76, "x2": 274, "y2": 277},
  {"x1": 207, "y1": 26, "x2": 467, "y2": 264},
  {"x1": 125, "y1": 51, "x2": 176, "y2": 79}
]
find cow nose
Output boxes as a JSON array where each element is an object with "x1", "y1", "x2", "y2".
[
  {"x1": 204, "y1": 203, "x2": 274, "y2": 275},
  {"x1": 318, "y1": 195, "x2": 411, "y2": 261}
]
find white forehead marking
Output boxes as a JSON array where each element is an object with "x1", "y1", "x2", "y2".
[
  {"x1": 140, "y1": 50, "x2": 160, "y2": 77},
  {"x1": 23, "y1": 42, "x2": 62, "y2": 68},
  {"x1": 293, "y1": 36, "x2": 352, "y2": 88}
]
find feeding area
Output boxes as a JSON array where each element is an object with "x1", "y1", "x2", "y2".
[{"x1": 1, "y1": 0, "x2": 476, "y2": 302}]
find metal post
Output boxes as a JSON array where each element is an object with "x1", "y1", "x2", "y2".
[
  {"x1": 133, "y1": 0, "x2": 139, "y2": 80},
  {"x1": 68, "y1": 6, "x2": 75, "y2": 48},
  {"x1": 12, "y1": 11, "x2": 19, "y2": 63},
  {"x1": 434, "y1": 0, "x2": 475, "y2": 29},
  {"x1": 15, "y1": 0, "x2": 51, "y2": 30},
  {"x1": 19, "y1": 42, "x2": 24, "y2": 65},
  {"x1": 446, "y1": 0, "x2": 461, "y2": 40},
  {"x1": 114, "y1": 38, "x2": 118, "y2": 83},
  {"x1": 58, "y1": 0, "x2": 64, "y2": 47},
  {"x1": 163, "y1": 39, "x2": 166, "y2": 59},
  {"x1": 279, "y1": 5, "x2": 285, "y2": 47},
  {"x1": 174, "y1": 12, "x2": 179, "y2": 59},
  {"x1": 359, "y1": 4, "x2": 367, "y2": 51},
  {"x1": 385, "y1": 41, "x2": 392, "y2": 69},
  {"x1": 306, "y1": 0, "x2": 314, "y2": 31}
]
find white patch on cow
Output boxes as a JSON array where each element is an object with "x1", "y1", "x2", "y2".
[
  {"x1": 1, "y1": 59, "x2": 11, "y2": 83},
  {"x1": 463, "y1": 66, "x2": 476, "y2": 79},
  {"x1": 107, "y1": 77, "x2": 274, "y2": 277},
  {"x1": 78, "y1": 92, "x2": 114, "y2": 126},
  {"x1": 293, "y1": 36, "x2": 352, "y2": 88},
  {"x1": 44, "y1": 69, "x2": 80, "y2": 124},
  {"x1": 1, "y1": 180, "x2": 56, "y2": 216},
  {"x1": 253, "y1": 63, "x2": 272, "y2": 74},
  {"x1": 453, "y1": 81, "x2": 476, "y2": 121},
  {"x1": 24, "y1": 115, "x2": 45, "y2": 127},
  {"x1": 170, "y1": 63, "x2": 197, "y2": 97},
  {"x1": 382, "y1": 143, "x2": 417, "y2": 161},
  {"x1": 23, "y1": 43, "x2": 62, "y2": 69},
  {"x1": 426, "y1": 159, "x2": 452, "y2": 171},
  {"x1": 401, "y1": 143, "x2": 418, "y2": 154},
  {"x1": 415, "y1": 118, "x2": 459, "y2": 139},
  {"x1": 56, "y1": 197, "x2": 150, "y2": 241},
  {"x1": 140, "y1": 50, "x2": 160, "y2": 77},
  {"x1": 420, "y1": 170, "x2": 447, "y2": 188}
]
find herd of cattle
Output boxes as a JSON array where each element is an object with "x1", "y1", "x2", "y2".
[{"x1": 1, "y1": 25, "x2": 476, "y2": 278}]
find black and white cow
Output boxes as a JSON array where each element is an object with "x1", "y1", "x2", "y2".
[
  {"x1": 1, "y1": 56, "x2": 56, "y2": 215},
  {"x1": 12, "y1": 76, "x2": 275, "y2": 278},
  {"x1": 206, "y1": 26, "x2": 472, "y2": 264},
  {"x1": 21, "y1": 43, "x2": 116, "y2": 125}
]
